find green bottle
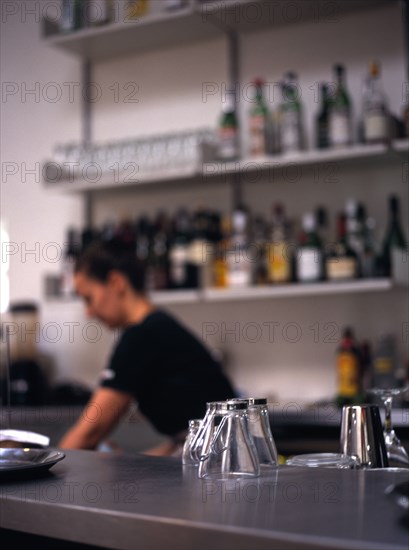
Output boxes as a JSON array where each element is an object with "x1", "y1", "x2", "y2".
[
  {"x1": 218, "y1": 91, "x2": 239, "y2": 161},
  {"x1": 249, "y1": 78, "x2": 270, "y2": 157},
  {"x1": 316, "y1": 83, "x2": 330, "y2": 149},
  {"x1": 381, "y1": 195, "x2": 407, "y2": 277}
]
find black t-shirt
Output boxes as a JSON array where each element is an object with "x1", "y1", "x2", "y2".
[{"x1": 100, "y1": 310, "x2": 236, "y2": 436}]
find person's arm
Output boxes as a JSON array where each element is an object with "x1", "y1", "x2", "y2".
[{"x1": 58, "y1": 387, "x2": 133, "y2": 450}]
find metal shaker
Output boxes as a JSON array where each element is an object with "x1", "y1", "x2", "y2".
[{"x1": 340, "y1": 405, "x2": 389, "y2": 468}]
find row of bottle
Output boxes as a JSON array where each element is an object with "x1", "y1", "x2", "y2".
[
  {"x1": 336, "y1": 327, "x2": 409, "y2": 407},
  {"x1": 219, "y1": 62, "x2": 409, "y2": 161},
  {"x1": 61, "y1": 194, "x2": 406, "y2": 294},
  {"x1": 60, "y1": 0, "x2": 186, "y2": 32}
]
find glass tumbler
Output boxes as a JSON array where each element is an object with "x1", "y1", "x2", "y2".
[
  {"x1": 189, "y1": 401, "x2": 219, "y2": 464},
  {"x1": 182, "y1": 419, "x2": 202, "y2": 466},
  {"x1": 198, "y1": 401, "x2": 260, "y2": 479}
]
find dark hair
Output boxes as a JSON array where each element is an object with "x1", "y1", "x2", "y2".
[{"x1": 74, "y1": 242, "x2": 146, "y2": 294}]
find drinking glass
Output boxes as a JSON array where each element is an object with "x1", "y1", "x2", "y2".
[
  {"x1": 368, "y1": 387, "x2": 409, "y2": 468},
  {"x1": 182, "y1": 419, "x2": 202, "y2": 466},
  {"x1": 198, "y1": 401, "x2": 259, "y2": 479}
]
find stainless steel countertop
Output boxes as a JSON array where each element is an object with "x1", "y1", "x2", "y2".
[{"x1": 0, "y1": 450, "x2": 408, "y2": 550}]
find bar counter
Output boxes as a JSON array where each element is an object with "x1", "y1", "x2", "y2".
[{"x1": 1, "y1": 450, "x2": 408, "y2": 550}]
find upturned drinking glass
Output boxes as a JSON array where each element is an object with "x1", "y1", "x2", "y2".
[{"x1": 198, "y1": 401, "x2": 260, "y2": 479}]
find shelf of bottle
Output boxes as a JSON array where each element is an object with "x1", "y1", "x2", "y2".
[
  {"x1": 44, "y1": 278, "x2": 401, "y2": 307},
  {"x1": 43, "y1": 141, "x2": 407, "y2": 194},
  {"x1": 42, "y1": 3, "x2": 220, "y2": 61},
  {"x1": 42, "y1": 0, "x2": 393, "y2": 61}
]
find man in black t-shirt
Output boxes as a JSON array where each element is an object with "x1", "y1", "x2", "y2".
[{"x1": 59, "y1": 243, "x2": 236, "y2": 455}]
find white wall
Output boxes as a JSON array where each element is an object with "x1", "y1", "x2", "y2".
[{"x1": 1, "y1": 1, "x2": 408, "y2": 403}]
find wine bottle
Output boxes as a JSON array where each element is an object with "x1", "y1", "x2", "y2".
[
  {"x1": 362, "y1": 61, "x2": 390, "y2": 144},
  {"x1": 326, "y1": 213, "x2": 358, "y2": 281},
  {"x1": 296, "y1": 213, "x2": 323, "y2": 283},
  {"x1": 329, "y1": 64, "x2": 353, "y2": 148},
  {"x1": 218, "y1": 91, "x2": 239, "y2": 161},
  {"x1": 381, "y1": 195, "x2": 407, "y2": 277},
  {"x1": 249, "y1": 78, "x2": 270, "y2": 157},
  {"x1": 316, "y1": 83, "x2": 330, "y2": 149},
  {"x1": 266, "y1": 203, "x2": 292, "y2": 284},
  {"x1": 278, "y1": 72, "x2": 304, "y2": 154}
]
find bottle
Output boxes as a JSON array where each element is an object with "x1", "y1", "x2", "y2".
[
  {"x1": 278, "y1": 72, "x2": 304, "y2": 154},
  {"x1": 372, "y1": 334, "x2": 397, "y2": 389},
  {"x1": 266, "y1": 203, "x2": 292, "y2": 284},
  {"x1": 213, "y1": 215, "x2": 230, "y2": 288},
  {"x1": 87, "y1": 0, "x2": 112, "y2": 26},
  {"x1": 252, "y1": 215, "x2": 268, "y2": 285},
  {"x1": 226, "y1": 206, "x2": 252, "y2": 288},
  {"x1": 381, "y1": 195, "x2": 407, "y2": 277},
  {"x1": 125, "y1": 0, "x2": 149, "y2": 20},
  {"x1": 146, "y1": 212, "x2": 170, "y2": 291},
  {"x1": 403, "y1": 103, "x2": 409, "y2": 138},
  {"x1": 169, "y1": 208, "x2": 192, "y2": 290},
  {"x1": 362, "y1": 61, "x2": 390, "y2": 144},
  {"x1": 249, "y1": 78, "x2": 270, "y2": 157},
  {"x1": 135, "y1": 216, "x2": 152, "y2": 288},
  {"x1": 218, "y1": 91, "x2": 239, "y2": 161},
  {"x1": 188, "y1": 207, "x2": 214, "y2": 289},
  {"x1": 360, "y1": 341, "x2": 373, "y2": 396},
  {"x1": 296, "y1": 213, "x2": 323, "y2": 283},
  {"x1": 329, "y1": 64, "x2": 353, "y2": 148},
  {"x1": 61, "y1": 228, "x2": 80, "y2": 297},
  {"x1": 336, "y1": 327, "x2": 361, "y2": 407},
  {"x1": 345, "y1": 199, "x2": 364, "y2": 277},
  {"x1": 361, "y1": 210, "x2": 378, "y2": 278},
  {"x1": 325, "y1": 213, "x2": 358, "y2": 281},
  {"x1": 61, "y1": 0, "x2": 83, "y2": 32},
  {"x1": 316, "y1": 83, "x2": 331, "y2": 149}
]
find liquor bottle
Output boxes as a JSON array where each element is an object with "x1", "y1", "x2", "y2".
[
  {"x1": 336, "y1": 327, "x2": 361, "y2": 407},
  {"x1": 360, "y1": 341, "x2": 373, "y2": 396},
  {"x1": 125, "y1": 0, "x2": 149, "y2": 20},
  {"x1": 61, "y1": 228, "x2": 80, "y2": 297},
  {"x1": 329, "y1": 64, "x2": 353, "y2": 148},
  {"x1": 226, "y1": 206, "x2": 252, "y2": 288},
  {"x1": 249, "y1": 78, "x2": 270, "y2": 157},
  {"x1": 252, "y1": 215, "x2": 268, "y2": 285},
  {"x1": 146, "y1": 212, "x2": 170, "y2": 291},
  {"x1": 218, "y1": 91, "x2": 239, "y2": 161},
  {"x1": 360, "y1": 207, "x2": 378, "y2": 278},
  {"x1": 381, "y1": 195, "x2": 407, "y2": 277},
  {"x1": 266, "y1": 203, "x2": 292, "y2": 284},
  {"x1": 188, "y1": 207, "x2": 214, "y2": 289},
  {"x1": 362, "y1": 61, "x2": 390, "y2": 144},
  {"x1": 403, "y1": 103, "x2": 409, "y2": 138},
  {"x1": 316, "y1": 83, "x2": 330, "y2": 149},
  {"x1": 169, "y1": 208, "x2": 192, "y2": 290},
  {"x1": 325, "y1": 213, "x2": 358, "y2": 281},
  {"x1": 135, "y1": 216, "x2": 152, "y2": 289},
  {"x1": 61, "y1": 0, "x2": 83, "y2": 32},
  {"x1": 116, "y1": 219, "x2": 136, "y2": 251},
  {"x1": 86, "y1": 0, "x2": 112, "y2": 26},
  {"x1": 278, "y1": 72, "x2": 304, "y2": 154},
  {"x1": 372, "y1": 334, "x2": 397, "y2": 389},
  {"x1": 345, "y1": 199, "x2": 364, "y2": 277},
  {"x1": 213, "y1": 215, "x2": 230, "y2": 288},
  {"x1": 296, "y1": 213, "x2": 323, "y2": 283}
]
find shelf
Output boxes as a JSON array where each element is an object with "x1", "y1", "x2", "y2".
[
  {"x1": 43, "y1": 163, "x2": 200, "y2": 194},
  {"x1": 202, "y1": 143, "x2": 390, "y2": 177},
  {"x1": 202, "y1": 279, "x2": 394, "y2": 302},
  {"x1": 44, "y1": 142, "x2": 405, "y2": 194},
  {"x1": 201, "y1": 0, "x2": 393, "y2": 33},
  {"x1": 42, "y1": 3, "x2": 220, "y2": 61},
  {"x1": 42, "y1": 0, "x2": 395, "y2": 61},
  {"x1": 44, "y1": 279, "x2": 399, "y2": 307}
]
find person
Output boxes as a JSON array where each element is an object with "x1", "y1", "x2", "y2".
[{"x1": 58, "y1": 241, "x2": 236, "y2": 455}]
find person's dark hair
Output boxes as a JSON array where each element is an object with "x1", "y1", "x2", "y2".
[{"x1": 74, "y1": 241, "x2": 146, "y2": 294}]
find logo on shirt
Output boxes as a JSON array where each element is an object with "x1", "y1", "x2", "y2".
[{"x1": 100, "y1": 369, "x2": 115, "y2": 381}]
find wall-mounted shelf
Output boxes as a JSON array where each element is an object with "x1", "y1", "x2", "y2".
[
  {"x1": 43, "y1": 141, "x2": 405, "y2": 194},
  {"x1": 42, "y1": 0, "x2": 394, "y2": 61},
  {"x1": 45, "y1": 278, "x2": 401, "y2": 307}
]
